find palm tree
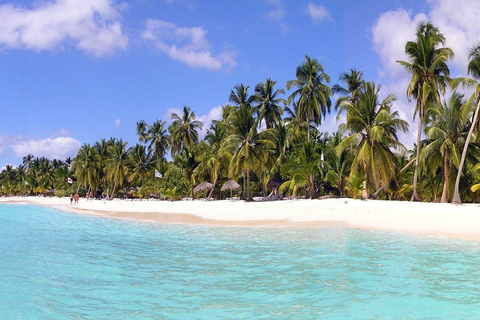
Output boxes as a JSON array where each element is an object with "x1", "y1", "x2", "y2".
[
  {"x1": 253, "y1": 78, "x2": 286, "y2": 129},
  {"x1": 421, "y1": 92, "x2": 467, "y2": 202},
  {"x1": 337, "y1": 82, "x2": 409, "y2": 193},
  {"x1": 280, "y1": 140, "x2": 324, "y2": 198},
  {"x1": 229, "y1": 84, "x2": 255, "y2": 109},
  {"x1": 225, "y1": 104, "x2": 275, "y2": 201},
  {"x1": 105, "y1": 139, "x2": 129, "y2": 199},
  {"x1": 72, "y1": 144, "x2": 101, "y2": 194},
  {"x1": 136, "y1": 120, "x2": 147, "y2": 143},
  {"x1": 146, "y1": 120, "x2": 169, "y2": 161},
  {"x1": 397, "y1": 22, "x2": 454, "y2": 201},
  {"x1": 453, "y1": 44, "x2": 480, "y2": 204},
  {"x1": 286, "y1": 55, "x2": 332, "y2": 141},
  {"x1": 127, "y1": 144, "x2": 154, "y2": 191},
  {"x1": 169, "y1": 106, "x2": 203, "y2": 157},
  {"x1": 332, "y1": 68, "x2": 365, "y2": 111}
]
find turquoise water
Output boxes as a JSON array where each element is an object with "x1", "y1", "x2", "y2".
[{"x1": 1, "y1": 205, "x2": 480, "y2": 319}]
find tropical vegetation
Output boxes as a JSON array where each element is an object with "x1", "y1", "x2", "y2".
[{"x1": 3, "y1": 22, "x2": 480, "y2": 204}]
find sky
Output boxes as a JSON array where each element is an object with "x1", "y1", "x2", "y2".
[{"x1": 0, "y1": 0, "x2": 479, "y2": 169}]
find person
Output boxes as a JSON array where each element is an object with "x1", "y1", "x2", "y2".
[
  {"x1": 70, "y1": 193, "x2": 73, "y2": 205},
  {"x1": 75, "y1": 193, "x2": 79, "y2": 204}
]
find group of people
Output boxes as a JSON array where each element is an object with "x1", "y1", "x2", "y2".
[
  {"x1": 70, "y1": 192, "x2": 94, "y2": 204},
  {"x1": 70, "y1": 193, "x2": 79, "y2": 205}
]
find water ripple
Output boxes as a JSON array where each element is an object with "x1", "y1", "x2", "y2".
[{"x1": 1, "y1": 205, "x2": 480, "y2": 319}]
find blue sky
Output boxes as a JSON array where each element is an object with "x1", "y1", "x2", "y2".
[{"x1": 0, "y1": 0, "x2": 478, "y2": 168}]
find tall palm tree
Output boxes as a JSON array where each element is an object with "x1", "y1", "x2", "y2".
[
  {"x1": 453, "y1": 44, "x2": 480, "y2": 204},
  {"x1": 136, "y1": 120, "x2": 147, "y2": 143},
  {"x1": 225, "y1": 104, "x2": 275, "y2": 201},
  {"x1": 337, "y1": 82, "x2": 409, "y2": 193},
  {"x1": 286, "y1": 55, "x2": 332, "y2": 141},
  {"x1": 72, "y1": 144, "x2": 101, "y2": 194},
  {"x1": 253, "y1": 78, "x2": 286, "y2": 129},
  {"x1": 169, "y1": 106, "x2": 203, "y2": 157},
  {"x1": 127, "y1": 144, "x2": 154, "y2": 190},
  {"x1": 146, "y1": 120, "x2": 169, "y2": 161},
  {"x1": 421, "y1": 92, "x2": 467, "y2": 202},
  {"x1": 105, "y1": 139, "x2": 129, "y2": 199},
  {"x1": 332, "y1": 68, "x2": 365, "y2": 111},
  {"x1": 229, "y1": 84, "x2": 255, "y2": 109},
  {"x1": 397, "y1": 22, "x2": 454, "y2": 201}
]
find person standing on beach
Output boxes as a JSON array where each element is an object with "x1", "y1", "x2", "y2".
[
  {"x1": 75, "y1": 193, "x2": 79, "y2": 204},
  {"x1": 70, "y1": 194, "x2": 73, "y2": 205}
]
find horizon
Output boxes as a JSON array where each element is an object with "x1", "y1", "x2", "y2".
[{"x1": 1, "y1": 0, "x2": 478, "y2": 169}]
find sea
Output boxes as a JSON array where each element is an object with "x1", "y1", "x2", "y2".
[{"x1": 1, "y1": 204, "x2": 480, "y2": 319}]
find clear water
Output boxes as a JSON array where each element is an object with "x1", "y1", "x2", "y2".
[{"x1": 1, "y1": 205, "x2": 480, "y2": 319}]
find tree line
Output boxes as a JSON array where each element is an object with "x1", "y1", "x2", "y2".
[{"x1": 2, "y1": 22, "x2": 480, "y2": 204}]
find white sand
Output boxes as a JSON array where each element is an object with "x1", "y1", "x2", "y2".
[{"x1": 1, "y1": 196, "x2": 480, "y2": 240}]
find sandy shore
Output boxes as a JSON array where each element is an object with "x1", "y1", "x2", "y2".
[{"x1": 1, "y1": 196, "x2": 480, "y2": 241}]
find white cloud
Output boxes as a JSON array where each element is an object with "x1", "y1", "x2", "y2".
[
  {"x1": 369, "y1": 0, "x2": 480, "y2": 149},
  {"x1": 11, "y1": 136, "x2": 81, "y2": 160},
  {"x1": 142, "y1": 19, "x2": 237, "y2": 71},
  {"x1": 115, "y1": 118, "x2": 122, "y2": 127},
  {"x1": 162, "y1": 105, "x2": 223, "y2": 140},
  {"x1": 372, "y1": 9, "x2": 427, "y2": 79},
  {"x1": 197, "y1": 105, "x2": 223, "y2": 139},
  {"x1": 265, "y1": 0, "x2": 286, "y2": 21},
  {"x1": 0, "y1": 0, "x2": 128, "y2": 57},
  {"x1": 429, "y1": 0, "x2": 480, "y2": 73},
  {"x1": 306, "y1": 3, "x2": 333, "y2": 24}
]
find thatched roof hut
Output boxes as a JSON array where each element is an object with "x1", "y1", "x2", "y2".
[
  {"x1": 267, "y1": 177, "x2": 284, "y2": 189},
  {"x1": 193, "y1": 181, "x2": 214, "y2": 194},
  {"x1": 221, "y1": 179, "x2": 242, "y2": 192}
]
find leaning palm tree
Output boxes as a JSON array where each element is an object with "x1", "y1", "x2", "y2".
[
  {"x1": 397, "y1": 22, "x2": 454, "y2": 201},
  {"x1": 286, "y1": 55, "x2": 331, "y2": 141},
  {"x1": 337, "y1": 82, "x2": 409, "y2": 194},
  {"x1": 225, "y1": 104, "x2": 275, "y2": 201},
  {"x1": 453, "y1": 44, "x2": 480, "y2": 204},
  {"x1": 72, "y1": 144, "x2": 101, "y2": 194},
  {"x1": 252, "y1": 78, "x2": 286, "y2": 129},
  {"x1": 169, "y1": 106, "x2": 203, "y2": 157},
  {"x1": 421, "y1": 92, "x2": 467, "y2": 202}
]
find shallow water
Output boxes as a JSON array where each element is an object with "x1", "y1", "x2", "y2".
[{"x1": 1, "y1": 204, "x2": 480, "y2": 319}]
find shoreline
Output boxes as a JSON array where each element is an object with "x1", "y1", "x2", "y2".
[{"x1": 1, "y1": 196, "x2": 480, "y2": 241}]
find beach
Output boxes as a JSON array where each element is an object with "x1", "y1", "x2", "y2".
[{"x1": 1, "y1": 196, "x2": 480, "y2": 241}]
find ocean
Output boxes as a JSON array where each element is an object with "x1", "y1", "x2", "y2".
[{"x1": 1, "y1": 204, "x2": 480, "y2": 319}]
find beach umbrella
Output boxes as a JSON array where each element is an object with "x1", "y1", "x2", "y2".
[
  {"x1": 193, "y1": 181, "x2": 214, "y2": 194},
  {"x1": 221, "y1": 179, "x2": 242, "y2": 199},
  {"x1": 220, "y1": 180, "x2": 242, "y2": 192},
  {"x1": 267, "y1": 177, "x2": 284, "y2": 196}
]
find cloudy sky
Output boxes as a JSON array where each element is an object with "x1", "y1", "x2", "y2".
[{"x1": 0, "y1": 0, "x2": 479, "y2": 168}]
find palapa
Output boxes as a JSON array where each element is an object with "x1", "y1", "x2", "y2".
[
  {"x1": 221, "y1": 179, "x2": 242, "y2": 192},
  {"x1": 267, "y1": 177, "x2": 284, "y2": 189},
  {"x1": 193, "y1": 181, "x2": 214, "y2": 194}
]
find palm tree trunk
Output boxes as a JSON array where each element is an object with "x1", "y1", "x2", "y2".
[
  {"x1": 309, "y1": 173, "x2": 316, "y2": 199},
  {"x1": 109, "y1": 182, "x2": 117, "y2": 200},
  {"x1": 411, "y1": 111, "x2": 423, "y2": 202},
  {"x1": 453, "y1": 99, "x2": 480, "y2": 204},
  {"x1": 440, "y1": 151, "x2": 450, "y2": 203},
  {"x1": 207, "y1": 177, "x2": 217, "y2": 199},
  {"x1": 246, "y1": 169, "x2": 252, "y2": 201}
]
